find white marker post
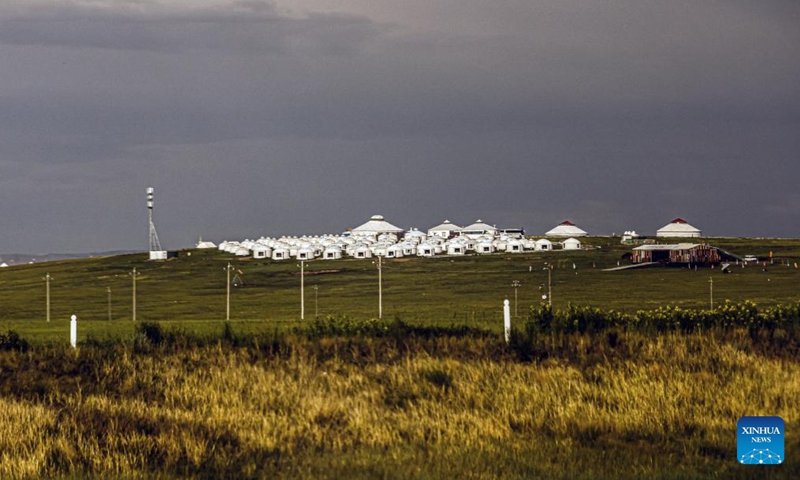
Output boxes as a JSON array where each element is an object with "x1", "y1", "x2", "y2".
[
  {"x1": 70, "y1": 314, "x2": 77, "y2": 349},
  {"x1": 503, "y1": 299, "x2": 511, "y2": 344}
]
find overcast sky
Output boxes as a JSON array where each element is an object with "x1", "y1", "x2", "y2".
[{"x1": 1, "y1": 0, "x2": 798, "y2": 253}]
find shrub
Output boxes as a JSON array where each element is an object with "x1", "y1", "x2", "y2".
[{"x1": 0, "y1": 330, "x2": 29, "y2": 352}]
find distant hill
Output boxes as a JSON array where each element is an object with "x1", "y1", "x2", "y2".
[{"x1": 0, "y1": 251, "x2": 139, "y2": 266}]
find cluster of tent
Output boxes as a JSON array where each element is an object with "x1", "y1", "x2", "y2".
[{"x1": 210, "y1": 215, "x2": 585, "y2": 261}]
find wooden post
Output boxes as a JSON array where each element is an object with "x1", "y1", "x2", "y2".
[
  {"x1": 70, "y1": 315, "x2": 77, "y2": 349},
  {"x1": 504, "y1": 300, "x2": 511, "y2": 344}
]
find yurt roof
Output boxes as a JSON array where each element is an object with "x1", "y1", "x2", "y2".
[
  {"x1": 352, "y1": 214, "x2": 404, "y2": 234},
  {"x1": 545, "y1": 221, "x2": 588, "y2": 237},
  {"x1": 657, "y1": 219, "x2": 701, "y2": 234},
  {"x1": 429, "y1": 220, "x2": 462, "y2": 231},
  {"x1": 462, "y1": 220, "x2": 498, "y2": 232}
]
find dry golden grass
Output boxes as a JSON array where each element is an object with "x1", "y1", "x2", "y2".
[{"x1": 0, "y1": 333, "x2": 798, "y2": 479}]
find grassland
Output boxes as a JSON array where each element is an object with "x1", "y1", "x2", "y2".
[
  {"x1": 0, "y1": 326, "x2": 798, "y2": 479},
  {"x1": 1, "y1": 236, "x2": 799, "y2": 343},
  {"x1": 0, "y1": 237, "x2": 799, "y2": 478}
]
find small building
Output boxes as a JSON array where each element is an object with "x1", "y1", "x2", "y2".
[
  {"x1": 196, "y1": 238, "x2": 217, "y2": 249},
  {"x1": 620, "y1": 231, "x2": 640, "y2": 244},
  {"x1": 499, "y1": 228, "x2": 525, "y2": 238},
  {"x1": 446, "y1": 241, "x2": 467, "y2": 255},
  {"x1": 417, "y1": 243, "x2": 436, "y2": 257},
  {"x1": 296, "y1": 247, "x2": 315, "y2": 260},
  {"x1": 545, "y1": 220, "x2": 588, "y2": 237},
  {"x1": 272, "y1": 247, "x2": 290, "y2": 260},
  {"x1": 477, "y1": 241, "x2": 495, "y2": 254},
  {"x1": 656, "y1": 218, "x2": 702, "y2": 238},
  {"x1": 631, "y1": 243, "x2": 721, "y2": 264},
  {"x1": 252, "y1": 245, "x2": 271, "y2": 259},
  {"x1": 506, "y1": 239, "x2": 525, "y2": 253},
  {"x1": 562, "y1": 238, "x2": 582, "y2": 250},
  {"x1": 404, "y1": 228, "x2": 427, "y2": 243},
  {"x1": 386, "y1": 244, "x2": 404, "y2": 258},
  {"x1": 534, "y1": 238, "x2": 553, "y2": 251},
  {"x1": 323, "y1": 246, "x2": 342, "y2": 260},
  {"x1": 400, "y1": 242, "x2": 417, "y2": 256}
]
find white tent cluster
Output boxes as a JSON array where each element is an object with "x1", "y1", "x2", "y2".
[{"x1": 215, "y1": 215, "x2": 583, "y2": 261}]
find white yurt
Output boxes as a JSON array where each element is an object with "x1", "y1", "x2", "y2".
[
  {"x1": 427, "y1": 220, "x2": 462, "y2": 239},
  {"x1": 461, "y1": 220, "x2": 498, "y2": 238},
  {"x1": 446, "y1": 241, "x2": 467, "y2": 255},
  {"x1": 400, "y1": 242, "x2": 417, "y2": 256},
  {"x1": 296, "y1": 247, "x2": 315, "y2": 260},
  {"x1": 377, "y1": 233, "x2": 399, "y2": 243},
  {"x1": 352, "y1": 215, "x2": 405, "y2": 237},
  {"x1": 417, "y1": 243, "x2": 436, "y2": 257},
  {"x1": 386, "y1": 244, "x2": 404, "y2": 258},
  {"x1": 252, "y1": 245, "x2": 271, "y2": 259},
  {"x1": 371, "y1": 243, "x2": 391, "y2": 257},
  {"x1": 535, "y1": 238, "x2": 553, "y2": 251},
  {"x1": 505, "y1": 239, "x2": 524, "y2": 253},
  {"x1": 196, "y1": 238, "x2": 217, "y2": 249},
  {"x1": 477, "y1": 241, "x2": 495, "y2": 254},
  {"x1": 545, "y1": 220, "x2": 588, "y2": 237},
  {"x1": 353, "y1": 245, "x2": 373, "y2": 259},
  {"x1": 656, "y1": 218, "x2": 702, "y2": 238},
  {"x1": 562, "y1": 238, "x2": 582, "y2": 250},
  {"x1": 323, "y1": 246, "x2": 343, "y2": 260},
  {"x1": 405, "y1": 228, "x2": 427, "y2": 243},
  {"x1": 272, "y1": 247, "x2": 290, "y2": 260}
]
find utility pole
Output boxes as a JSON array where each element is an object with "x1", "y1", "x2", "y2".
[
  {"x1": 709, "y1": 276, "x2": 714, "y2": 310},
  {"x1": 543, "y1": 264, "x2": 552, "y2": 306},
  {"x1": 377, "y1": 255, "x2": 383, "y2": 319},
  {"x1": 130, "y1": 268, "x2": 139, "y2": 321},
  {"x1": 226, "y1": 263, "x2": 234, "y2": 321},
  {"x1": 44, "y1": 273, "x2": 51, "y2": 322},
  {"x1": 107, "y1": 287, "x2": 112, "y2": 321},
  {"x1": 512, "y1": 280, "x2": 521, "y2": 317},
  {"x1": 299, "y1": 260, "x2": 305, "y2": 320},
  {"x1": 312, "y1": 285, "x2": 319, "y2": 319}
]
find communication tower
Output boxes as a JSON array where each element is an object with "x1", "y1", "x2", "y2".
[{"x1": 147, "y1": 187, "x2": 167, "y2": 260}]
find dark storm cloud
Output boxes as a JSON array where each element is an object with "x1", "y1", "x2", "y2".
[
  {"x1": 0, "y1": 0, "x2": 798, "y2": 252},
  {"x1": 0, "y1": 2, "x2": 379, "y2": 55}
]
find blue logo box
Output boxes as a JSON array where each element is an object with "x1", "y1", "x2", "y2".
[{"x1": 737, "y1": 416, "x2": 784, "y2": 465}]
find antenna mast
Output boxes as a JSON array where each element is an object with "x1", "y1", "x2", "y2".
[{"x1": 147, "y1": 187, "x2": 166, "y2": 260}]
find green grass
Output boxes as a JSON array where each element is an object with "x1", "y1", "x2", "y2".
[{"x1": 1, "y1": 236, "x2": 799, "y2": 343}]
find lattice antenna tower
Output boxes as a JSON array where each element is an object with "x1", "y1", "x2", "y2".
[{"x1": 147, "y1": 187, "x2": 163, "y2": 252}]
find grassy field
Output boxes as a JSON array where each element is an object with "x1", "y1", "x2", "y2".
[
  {"x1": 0, "y1": 237, "x2": 798, "y2": 478},
  {"x1": 1, "y1": 236, "x2": 799, "y2": 343},
  {"x1": 0, "y1": 328, "x2": 798, "y2": 479}
]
